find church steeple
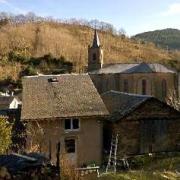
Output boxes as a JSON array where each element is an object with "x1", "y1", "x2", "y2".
[
  {"x1": 88, "y1": 29, "x2": 103, "y2": 72},
  {"x1": 92, "y1": 29, "x2": 100, "y2": 48}
]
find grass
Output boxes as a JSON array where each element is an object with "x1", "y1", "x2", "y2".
[
  {"x1": 99, "y1": 171, "x2": 179, "y2": 180},
  {"x1": 98, "y1": 154, "x2": 180, "y2": 180}
]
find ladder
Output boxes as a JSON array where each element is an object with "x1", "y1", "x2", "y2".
[{"x1": 106, "y1": 134, "x2": 118, "y2": 173}]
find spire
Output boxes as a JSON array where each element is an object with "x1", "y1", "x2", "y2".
[{"x1": 92, "y1": 29, "x2": 100, "y2": 48}]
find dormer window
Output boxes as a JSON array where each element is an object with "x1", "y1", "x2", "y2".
[{"x1": 64, "y1": 118, "x2": 80, "y2": 131}]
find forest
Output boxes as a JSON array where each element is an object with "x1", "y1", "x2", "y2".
[{"x1": 134, "y1": 28, "x2": 180, "y2": 50}]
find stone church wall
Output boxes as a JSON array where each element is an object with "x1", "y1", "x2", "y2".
[{"x1": 90, "y1": 72, "x2": 177, "y2": 101}]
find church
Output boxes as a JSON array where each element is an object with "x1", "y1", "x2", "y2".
[{"x1": 88, "y1": 30, "x2": 179, "y2": 101}]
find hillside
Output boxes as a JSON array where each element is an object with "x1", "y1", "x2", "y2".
[
  {"x1": 0, "y1": 18, "x2": 180, "y2": 87},
  {"x1": 134, "y1": 28, "x2": 180, "y2": 50}
]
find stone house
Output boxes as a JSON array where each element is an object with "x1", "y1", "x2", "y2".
[
  {"x1": 88, "y1": 30, "x2": 179, "y2": 101},
  {"x1": 21, "y1": 74, "x2": 109, "y2": 166},
  {"x1": 101, "y1": 90, "x2": 180, "y2": 157}
]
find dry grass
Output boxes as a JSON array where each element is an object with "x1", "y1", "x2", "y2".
[
  {"x1": 60, "y1": 153, "x2": 80, "y2": 180},
  {"x1": 0, "y1": 22, "x2": 179, "y2": 80}
]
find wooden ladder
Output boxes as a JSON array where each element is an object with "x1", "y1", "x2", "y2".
[{"x1": 106, "y1": 134, "x2": 118, "y2": 173}]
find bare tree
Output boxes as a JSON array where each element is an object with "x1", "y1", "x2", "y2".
[
  {"x1": 26, "y1": 122, "x2": 45, "y2": 153},
  {"x1": 166, "y1": 90, "x2": 180, "y2": 111}
]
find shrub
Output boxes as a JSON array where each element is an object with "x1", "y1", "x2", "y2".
[
  {"x1": 22, "y1": 66, "x2": 37, "y2": 76},
  {"x1": 0, "y1": 117, "x2": 12, "y2": 154}
]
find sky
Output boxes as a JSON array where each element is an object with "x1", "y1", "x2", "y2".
[{"x1": 0, "y1": 0, "x2": 180, "y2": 36}]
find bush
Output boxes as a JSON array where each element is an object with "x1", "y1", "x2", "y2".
[
  {"x1": 8, "y1": 51, "x2": 28, "y2": 64},
  {"x1": 0, "y1": 117, "x2": 12, "y2": 154},
  {"x1": 22, "y1": 66, "x2": 37, "y2": 76}
]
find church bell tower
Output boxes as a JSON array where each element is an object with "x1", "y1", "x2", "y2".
[{"x1": 88, "y1": 29, "x2": 103, "y2": 72}]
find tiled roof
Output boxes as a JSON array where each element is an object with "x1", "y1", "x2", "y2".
[
  {"x1": 21, "y1": 74, "x2": 109, "y2": 120},
  {"x1": 0, "y1": 96, "x2": 14, "y2": 106},
  {"x1": 101, "y1": 90, "x2": 152, "y2": 122},
  {"x1": 89, "y1": 63, "x2": 176, "y2": 74}
]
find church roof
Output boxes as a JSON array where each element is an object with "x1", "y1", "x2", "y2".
[
  {"x1": 92, "y1": 29, "x2": 100, "y2": 48},
  {"x1": 89, "y1": 63, "x2": 176, "y2": 74},
  {"x1": 21, "y1": 74, "x2": 109, "y2": 120}
]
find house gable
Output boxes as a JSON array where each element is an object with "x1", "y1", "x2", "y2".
[
  {"x1": 101, "y1": 91, "x2": 180, "y2": 122},
  {"x1": 124, "y1": 98, "x2": 180, "y2": 121}
]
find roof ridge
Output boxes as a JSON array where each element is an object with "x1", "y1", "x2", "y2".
[
  {"x1": 23, "y1": 73, "x2": 89, "y2": 78},
  {"x1": 102, "y1": 90, "x2": 153, "y2": 98},
  {"x1": 92, "y1": 62, "x2": 176, "y2": 74}
]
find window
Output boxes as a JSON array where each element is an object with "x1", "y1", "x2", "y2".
[
  {"x1": 142, "y1": 79, "x2": 147, "y2": 95},
  {"x1": 162, "y1": 79, "x2": 167, "y2": 98},
  {"x1": 93, "y1": 53, "x2": 96, "y2": 61},
  {"x1": 65, "y1": 119, "x2": 71, "y2": 129},
  {"x1": 73, "y1": 119, "x2": 79, "y2": 129},
  {"x1": 123, "y1": 79, "x2": 129, "y2": 93},
  {"x1": 65, "y1": 139, "x2": 75, "y2": 153},
  {"x1": 64, "y1": 118, "x2": 79, "y2": 130}
]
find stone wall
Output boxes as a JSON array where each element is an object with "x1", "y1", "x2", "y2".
[
  {"x1": 110, "y1": 119, "x2": 180, "y2": 158},
  {"x1": 105, "y1": 99, "x2": 180, "y2": 158},
  {"x1": 90, "y1": 72, "x2": 177, "y2": 101},
  {"x1": 167, "y1": 119, "x2": 180, "y2": 151},
  {"x1": 112, "y1": 120, "x2": 140, "y2": 157}
]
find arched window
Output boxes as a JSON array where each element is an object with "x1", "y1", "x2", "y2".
[
  {"x1": 162, "y1": 79, "x2": 167, "y2": 98},
  {"x1": 93, "y1": 53, "x2": 96, "y2": 61},
  {"x1": 142, "y1": 79, "x2": 147, "y2": 95},
  {"x1": 123, "y1": 79, "x2": 129, "y2": 93}
]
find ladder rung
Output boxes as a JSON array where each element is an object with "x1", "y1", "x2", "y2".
[
  {"x1": 111, "y1": 157, "x2": 117, "y2": 159},
  {"x1": 111, "y1": 143, "x2": 115, "y2": 146}
]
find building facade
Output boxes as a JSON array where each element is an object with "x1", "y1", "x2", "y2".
[{"x1": 21, "y1": 74, "x2": 109, "y2": 166}]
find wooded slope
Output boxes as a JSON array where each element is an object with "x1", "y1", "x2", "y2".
[
  {"x1": 134, "y1": 28, "x2": 180, "y2": 50},
  {"x1": 0, "y1": 21, "x2": 179, "y2": 84}
]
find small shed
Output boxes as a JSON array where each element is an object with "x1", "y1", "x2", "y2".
[{"x1": 101, "y1": 91, "x2": 180, "y2": 157}]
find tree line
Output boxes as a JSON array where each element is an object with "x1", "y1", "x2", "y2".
[{"x1": 0, "y1": 12, "x2": 126, "y2": 36}]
